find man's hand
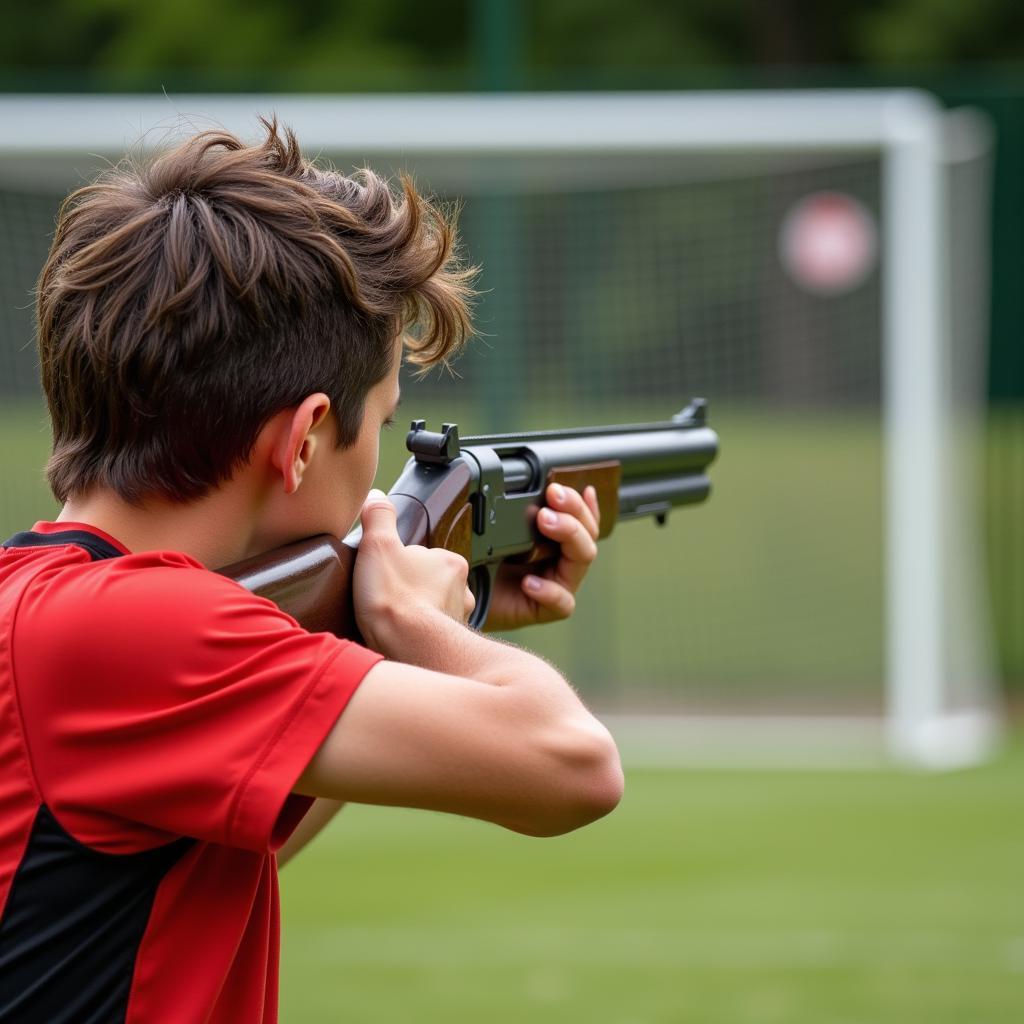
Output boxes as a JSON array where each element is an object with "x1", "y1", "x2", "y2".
[
  {"x1": 482, "y1": 483, "x2": 601, "y2": 632},
  {"x1": 353, "y1": 490, "x2": 476, "y2": 656}
]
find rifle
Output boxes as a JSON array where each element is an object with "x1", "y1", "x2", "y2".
[{"x1": 220, "y1": 399, "x2": 718, "y2": 638}]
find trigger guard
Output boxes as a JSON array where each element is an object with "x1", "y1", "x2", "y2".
[{"x1": 467, "y1": 563, "x2": 497, "y2": 631}]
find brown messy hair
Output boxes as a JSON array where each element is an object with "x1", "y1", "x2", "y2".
[{"x1": 36, "y1": 117, "x2": 476, "y2": 504}]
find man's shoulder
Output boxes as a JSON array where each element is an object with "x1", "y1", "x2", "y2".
[
  {"x1": 16, "y1": 542, "x2": 236, "y2": 610},
  {"x1": 3, "y1": 525, "x2": 374, "y2": 722},
  {"x1": 11, "y1": 542, "x2": 294, "y2": 665}
]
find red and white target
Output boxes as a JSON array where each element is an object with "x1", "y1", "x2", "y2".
[{"x1": 779, "y1": 191, "x2": 878, "y2": 296}]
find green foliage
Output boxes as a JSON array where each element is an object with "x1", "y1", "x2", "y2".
[
  {"x1": 856, "y1": 0, "x2": 1024, "y2": 64},
  {"x1": 528, "y1": 0, "x2": 735, "y2": 68},
  {"x1": 2, "y1": 0, "x2": 1024, "y2": 90},
  {"x1": 0, "y1": 0, "x2": 474, "y2": 90}
]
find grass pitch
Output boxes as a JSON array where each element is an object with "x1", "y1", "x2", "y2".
[{"x1": 280, "y1": 735, "x2": 1024, "y2": 1024}]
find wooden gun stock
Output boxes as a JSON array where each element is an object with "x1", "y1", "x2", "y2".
[
  {"x1": 224, "y1": 535, "x2": 358, "y2": 638},
  {"x1": 221, "y1": 493, "x2": 428, "y2": 640}
]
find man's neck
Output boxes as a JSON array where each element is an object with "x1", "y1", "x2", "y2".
[{"x1": 58, "y1": 484, "x2": 266, "y2": 569}]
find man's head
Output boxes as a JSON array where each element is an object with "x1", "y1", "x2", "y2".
[{"x1": 36, "y1": 118, "x2": 475, "y2": 523}]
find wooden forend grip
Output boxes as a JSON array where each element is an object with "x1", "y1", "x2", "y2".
[
  {"x1": 510, "y1": 459, "x2": 622, "y2": 567},
  {"x1": 547, "y1": 460, "x2": 621, "y2": 540}
]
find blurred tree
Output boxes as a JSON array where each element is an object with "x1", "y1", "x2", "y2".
[
  {"x1": 3, "y1": 0, "x2": 1024, "y2": 90},
  {"x1": 0, "y1": 0, "x2": 473, "y2": 89},
  {"x1": 855, "y1": 0, "x2": 1024, "y2": 63},
  {"x1": 527, "y1": 0, "x2": 1024, "y2": 70}
]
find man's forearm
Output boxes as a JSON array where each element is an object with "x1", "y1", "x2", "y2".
[
  {"x1": 297, "y1": 603, "x2": 623, "y2": 837},
  {"x1": 371, "y1": 604, "x2": 592, "y2": 715}
]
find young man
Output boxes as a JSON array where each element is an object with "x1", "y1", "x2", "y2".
[{"x1": 0, "y1": 120, "x2": 623, "y2": 1022}]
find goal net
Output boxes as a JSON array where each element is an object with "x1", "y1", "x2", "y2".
[{"x1": 0, "y1": 92, "x2": 1000, "y2": 767}]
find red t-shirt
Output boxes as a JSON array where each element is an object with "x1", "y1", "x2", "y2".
[{"x1": 0, "y1": 521, "x2": 384, "y2": 1023}]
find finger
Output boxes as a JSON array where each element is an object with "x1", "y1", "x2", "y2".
[
  {"x1": 536, "y1": 507, "x2": 598, "y2": 566},
  {"x1": 584, "y1": 485, "x2": 601, "y2": 531},
  {"x1": 546, "y1": 483, "x2": 599, "y2": 541},
  {"x1": 535, "y1": 511, "x2": 597, "y2": 597},
  {"x1": 522, "y1": 573, "x2": 576, "y2": 620},
  {"x1": 464, "y1": 586, "x2": 476, "y2": 620},
  {"x1": 439, "y1": 548, "x2": 470, "y2": 580},
  {"x1": 359, "y1": 488, "x2": 398, "y2": 540}
]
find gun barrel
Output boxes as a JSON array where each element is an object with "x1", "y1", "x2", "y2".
[
  {"x1": 471, "y1": 423, "x2": 718, "y2": 509},
  {"x1": 618, "y1": 474, "x2": 711, "y2": 519}
]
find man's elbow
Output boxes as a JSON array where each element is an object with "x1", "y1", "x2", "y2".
[
  {"x1": 514, "y1": 719, "x2": 625, "y2": 838},
  {"x1": 565, "y1": 727, "x2": 625, "y2": 832}
]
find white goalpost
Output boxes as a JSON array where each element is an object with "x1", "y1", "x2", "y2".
[{"x1": 0, "y1": 91, "x2": 1001, "y2": 768}]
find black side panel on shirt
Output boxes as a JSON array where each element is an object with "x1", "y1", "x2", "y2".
[
  {"x1": 2, "y1": 530, "x2": 123, "y2": 562},
  {"x1": 0, "y1": 529, "x2": 191, "y2": 1021},
  {"x1": 0, "y1": 806, "x2": 193, "y2": 1024}
]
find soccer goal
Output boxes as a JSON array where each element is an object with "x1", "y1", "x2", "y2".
[{"x1": 0, "y1": 91, "x2": 1000, "y2": 768}]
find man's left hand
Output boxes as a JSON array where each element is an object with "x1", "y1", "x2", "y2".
[{"x1": 481, "y1": 483, "x2": 601, "y2": 632}]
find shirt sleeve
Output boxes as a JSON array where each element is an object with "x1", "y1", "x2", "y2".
[{"x1": 13, "y1": 554, "x2": 384, "y2": 854}]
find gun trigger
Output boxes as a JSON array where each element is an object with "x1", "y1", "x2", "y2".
[{"x1": 655, "y1": 512, "x2": 668, "y2": 527}]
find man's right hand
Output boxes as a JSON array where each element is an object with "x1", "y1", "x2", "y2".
[
  {"x1": 352, "y1": 488, "x2": 476, "y2": 656},
  {"x1": 297, "y1": 486, "x2": 623, "y2": 837}
]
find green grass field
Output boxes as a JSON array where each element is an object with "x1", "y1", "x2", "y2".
[{"x1": 280, "y1": 735, "x2": 1024, "y2": 1024}]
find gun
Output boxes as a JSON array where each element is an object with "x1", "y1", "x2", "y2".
[{"x1": 219, "y1": 399, "x2": 718, "y2": 637}]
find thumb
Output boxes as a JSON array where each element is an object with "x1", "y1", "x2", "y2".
[{"x1": 360, "y1": 488, "x2": 397, "y2": 537}]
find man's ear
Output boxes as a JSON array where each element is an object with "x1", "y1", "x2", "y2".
[{"x1": 270, "y1": 393, "x2": 332, "y2": 496}]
